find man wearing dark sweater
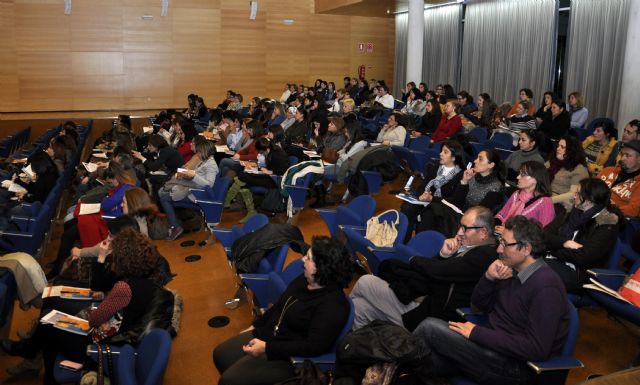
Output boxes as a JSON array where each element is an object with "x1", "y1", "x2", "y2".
[
  {"x1": 350, "y1": 206, "x2": 497, "y2": 331},
  {"x1": 413, "y1": 216, "x2": 569, "y2": 385}
]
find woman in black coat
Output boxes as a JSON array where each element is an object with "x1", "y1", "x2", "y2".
[
  {"x1": 213, "y1": 236, "x2": 353, "y2": 385},
  {"x1": 544, "y1": 178, "x2": 622, "y2": 294}
]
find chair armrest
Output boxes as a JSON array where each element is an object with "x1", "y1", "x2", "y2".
[
  {"x1": 189, "y1": 188, "x2": 210, "y2": 201},
  {"x1": 587, "y1": 268, "x2": 626, "y2": 278},
  {"x1": 239, "y1": 273, "x2": 270, "y2": 308},
  {"x1": 290, "y1": 352, "x2": 337, "y2": 371},
  {"x1": 526, "y1": 357, "x2": 583, "y2": 374},
  {"x1": 212, "y1": 228, "x2": 235, "y2": 248},
  {"x1": 456, "y1": 307, "x2": 488, "y2": 325},
  {"x1": 339, "y1": 225, "x2": 366, "y2": 232},
  {"x1": 367, "y1": 246, "x2": 397, "y2": 253}
]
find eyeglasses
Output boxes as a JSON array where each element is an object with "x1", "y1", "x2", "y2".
[
  {"x1": 459, "y1": 224, "x2": 483, "y2": 232},
  {"x1": 499, "y1": 239, "x2": 519, "y2": 248}
]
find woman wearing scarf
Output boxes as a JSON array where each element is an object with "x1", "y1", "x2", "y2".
[
  {"x1": 543, "y1": 178, "x2": 622, "y2": 294},
  {"x1": 400, "y1": 140, "x2": 465, "y2": 242},
  {"x1": 545, "y1": 135, "x2": 590, "y2": 210},
  {"x1": 494, "y1": 161, "x2": 555, "y2": 234}
]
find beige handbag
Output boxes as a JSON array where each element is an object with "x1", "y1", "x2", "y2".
[{"x1": 365, "y1": 209, "x2": 399, "y2": 247}]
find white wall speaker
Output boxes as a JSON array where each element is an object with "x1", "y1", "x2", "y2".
[{"x1": 249, "y1": 1, "x2": 258, "y2": 20}]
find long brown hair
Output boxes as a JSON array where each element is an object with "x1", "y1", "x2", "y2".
[{"x1": 124, "y1": 187, "x2": 158, "y2": 217}]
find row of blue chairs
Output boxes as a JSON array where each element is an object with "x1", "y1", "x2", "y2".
[
  {"x1": 0, "y1": 126, "x2": 30, "y2": 159},
  {"x1": 0, "y1": 122, "x2": 93, "y2": 257}
]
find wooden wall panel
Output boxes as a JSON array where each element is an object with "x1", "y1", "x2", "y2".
[{"x1": 1, "y1": 0, "x2": 395, "y2": 113}]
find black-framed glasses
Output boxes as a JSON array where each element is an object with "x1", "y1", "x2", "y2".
[
  {"x1": 499, "y1": 239, "x2": 519, "y2": 248},
  {"x1": 459, "y1": 224, "x2": 483, "y2": 232}
]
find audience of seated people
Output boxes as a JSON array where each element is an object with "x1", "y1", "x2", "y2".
[{"x1": 2, "y1": 77, "x2": 639, "y2": 385}]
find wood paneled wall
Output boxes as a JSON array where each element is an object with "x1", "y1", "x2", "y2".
[{"x1": 0, "y1": 0, "x2": 395, "y2": 113}]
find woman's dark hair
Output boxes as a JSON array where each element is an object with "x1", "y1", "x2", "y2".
[
  {"x1": 540, "y1": 91, "x2": 557, "y2": 108},
  {"x1": 187, "y1": 93, "x2": 197, "y2": 106},
  {"x1": 246, "y1": 120, "x2": 263, "y2": 139},
  {"x1": 310, "y1": 236, "x2": 353, "y2": 288},
  {"x1": 519, "y1": 161, "x2": 551, "y2": 196},
  {"x1": 115, "y1": 152, "x2": 135, "y2": 170},
  {"x1": 478, "y1": 148, "x2": 503, "y2": 179},
  {"x1": 110, "y1": 228, "x2": 159, "y2": 278},
  {"x1": 148, "y1": 134, "x2": 168, "y2": 150},
  {"x1": 552, "y1": 99, "x2": 566, "y2": 111},
  {"x1": 29, "y1": 151, "x2": 58, "y2": 177},
  {"x1": 557, "y1": 135, "x2": 588, "y2": 171},
  {"x1": 442, "y1": 84, "x2": 456, "y2": 99},
  {"x1": 479, "y1": 93, "x2": 491, "y2": 102},
  {"x1": 328, "y1": 81, "x2": 335, "y2": 90},
  {"x1": 520, "y1": 88, "x2": 534, "y2": 99},
  {"x1": 504, "y1": 216, "x2": 546, "y2": 257},
  {"x1": 406, "y1": 81, "x2": 416, "y2": 90},
  {"x1": 208, "y1": 108, "x2": 223, "y2": 125},
  {"x1": 115, "y1": 132, "x2": 135, "y2": 152},
  {"x1": 56, "y1": 134, "x2": 77, "y2": 152},
  {"x1": 441, "y1": 139, "x2": 466, "y2": 169},
  {"x1": 118, "y1": 114, "x2": 132, "y2": 130},
  {"x1": 597, "y1": 120, "x2": 617, "y2": 139},
  {"x1": 578, "y1": 178, "x2": 611, "y2": 206},
  {"x1": 63, "y1": 120, "x2": 77, "y2": 132},
  {"x1": 268, "y1": 124, "x2": 285, "y2": 145},
  {"x1": 296, "y1": 107, "x2": 308, "y2": 121},
  {"x1": 426, "y1": 90, "x2": 437, "y2": 100},
  {"x1": 62, "y1": 129, "x2": 79, "y2": 148},
  {"x1": 457, "y1": 90, "x2": 471, "y2": 105},
  {"x1": 180, "y1": 120, "x2": 197, "y2": 142},
  {"x1": 519, "y1": 129, "x2": 538, "y2": 149},
  {"x1": 222, "y1": 110, "x2": 239, "y2": 123},
  {"x1": 410, "y1": 88, "x2": 424, "y2": 100},
  {"x1": 49, "y1": 137, "x2": 67, "y2": 164},
  {"x1": 425, "y1": 99, "x2": 441, "y2": 116},
  {"x1": 419, "y1": 82, "x2": 427, "y2": 90},
  {"x1": 255, "y1": 137, "x2": 273, "y2": 152}
]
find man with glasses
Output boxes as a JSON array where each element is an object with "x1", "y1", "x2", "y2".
[
  {"x1": 413, "y1": 216, "x2": 569, "y2": 385},
  {"x1": 350, "y1": 207, "x2": 497, "y2": 331},
  {"x1": 604, "y1": 119, "x2": 639, "y2": 168},
  {"x1": 598, "y1": 139, "x2": 640, "y2": 218}
]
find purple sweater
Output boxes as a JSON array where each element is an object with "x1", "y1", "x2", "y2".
[{"x1": 469, "y1": 261, "x2": 569, "y2": 362}]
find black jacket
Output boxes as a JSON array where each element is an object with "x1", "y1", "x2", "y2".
[
  {"x1": 348, "y1": 147, "x2": 399, "y2": 196},
  {"x1": 142, "y1": 147, "x2": 184, "y2": 173},
  {"x1": 378, "y1": 243, "x2": 498, "y2": 331},
  {"x1": 17, "y1": 170, "x2": 59, "y2": 203},
  {"x1": 232, "y1": 223, "x2": 306, "y2": 273},
  {"x1": 253, "y1": 275, "x2": 349, "y2": 360},
  {"x1": 545, "y1": 207, "x2": 620, "y2": 284},
  {"x1": 539, "y1": 111, "x2": 570, "y2": 141}
]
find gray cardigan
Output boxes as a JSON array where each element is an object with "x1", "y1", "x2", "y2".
[{"x1": 163, "y1": 157, "x2": 219, "y2": 201}]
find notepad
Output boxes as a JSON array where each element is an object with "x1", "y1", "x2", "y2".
[
  {"x1": 92, "y1": 153, "x2": 108, "y2": 159},
  {"x1": 143, "y1": 126, "x2": 154, "y2": 134},
  {"x1": 82, "y1": 162, "x2": 98, "y2": 173}
]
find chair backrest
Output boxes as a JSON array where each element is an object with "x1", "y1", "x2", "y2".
[
  {"x1": 210, "y1": 175, "x2": 231, "y2": 201},
  {"x1": 288, "y1": 156, "x2": 299, "y2": 166},
  {"x1": 408, "y1": 136, "x2": 431, "y2": 151},
  {"x1": 407, "y1": 230, "x2": 446, "y2": 257},
  {"x1": 562, "y1": 301, "x2": 580, "y2": 356},
  {"x1": 281, "y1": 259, "x2": 304, "y2": 285},
  {"x1": 333, "y1": 297, "x2": 355, "y2": 350},
  {"x1": 118, "y1": 329, "x2": 172, "y2": 385},
  {"x1": 469, "y1": 127, "x2": 488, "y2": 143},
  {"x1": 257, "y1": 244, "x2": 290, "y2": 274},
  {"x1": 489, "y1": 132, "x2": 513, "y2": 149},
  {"x1": 242, "y1": 213, "x2": 269, "y2": 233},
  {"x1": 266, "y1": 259, "x2": 304, "y2": 306},
  {"x1": 606, "y1": 238, "x2": 623, "y2": 270},
  {"x1": 347, "y1": 195, "x2": 376, "y2": 222},
  {"x1": 137, "y1": 329, "x2": 172, "y2": 385}
]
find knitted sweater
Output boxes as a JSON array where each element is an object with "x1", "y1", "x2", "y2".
[
  {"x1": 495, "y1": 190, "x2": 555, "y2": 227},
  {"x1": 432, "y1": 115, "x2": 462, "y2": 143},
  {"x1": 546, "y1": 162, "x2": 590, "y2": 210},
  {"x1": 582, "y1": 136, "x2": 618, "y2": 176}
]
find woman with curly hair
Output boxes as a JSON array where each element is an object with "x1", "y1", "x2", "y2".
[
  {"x1": 545, "y1": 135, "x2": 589, "y2": 210},
  {"x1": 1, "y1": 228, "x2": 161, "y2": 385},
  {"x1": 214, "y1": 236, "x2": 354, "y2": 385}
]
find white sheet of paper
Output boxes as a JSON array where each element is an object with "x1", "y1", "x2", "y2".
[
  {"x1": 82, "y1": 162, "x2": 98, "y2": 173},
  {"x1": 78, "y1": 203, "x2": 101, "y2": 215},
  {"x1": 92, "y1": 153, "x2": 108, "y2": 159},
  {"x1": 8, "y1": 182, "x2": 27, "y2": 193},
  {"x1": 23, "y1": 164, "x2": 35, "y2": 179},
  {"x1": 143, "y1": 126, "x2": 154, "y2": 134}
]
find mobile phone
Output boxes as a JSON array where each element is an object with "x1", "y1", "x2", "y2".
[
  {"x1": 59, "y1": 360, "x2": 83, "y2": 371},
  {"x1": 466, "y1": 162, "x2": 473, "y2": 170},
  {"x1": 404, "y1": 175, "x2": 415, "y2": 193}
]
